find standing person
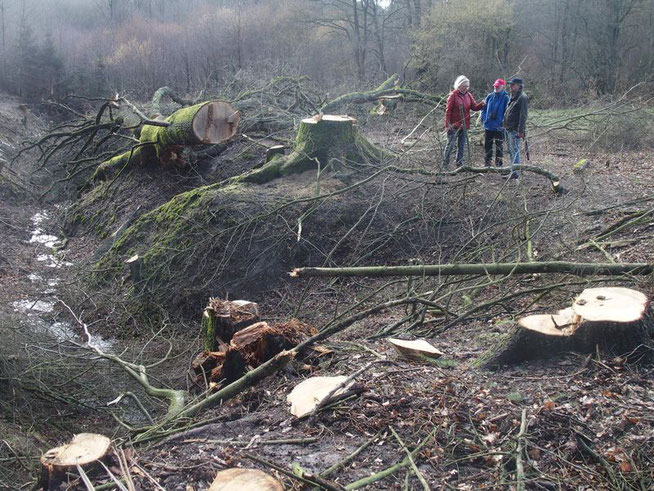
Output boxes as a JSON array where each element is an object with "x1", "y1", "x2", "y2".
[
  {"x1": 480, "y1": 79, "x2": 509, "y2": 167},
  {"x1": 504, "y1": 77, "x2": 528, "y2": 179},
  {"x1": 443, "y1": 75, "x2": 485, "y2": 168}
]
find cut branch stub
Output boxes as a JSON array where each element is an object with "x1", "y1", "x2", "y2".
[
  {"x1": 40, "y1": 433, "x2": 111, "y2": 490},
  {"x1": 477, "y1": 287, "x2": 652, "y2": 369},
  {"x1": 242, "y1": 114, "x2": 393, "y2": 184}
]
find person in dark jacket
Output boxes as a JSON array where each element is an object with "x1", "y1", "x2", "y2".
[
  {"x1": 480, "y1": 78, "x2": 510, "y2": 167},
  {"x1": 503, "y1": 77, "x2": 528, "y2": 179},
  {"x1": 442, "y1": 75, "x2": 485, "y2": 168}
]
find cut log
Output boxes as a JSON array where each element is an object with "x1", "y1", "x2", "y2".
[
  {"x1": 93, "y1": 101, "x2": 240, "y2": 180},
  {"x1": 40, "y1": 433, "x2": 111, "y2": 490},
  {"x1": 242, "y1": 114, "x2": 393, "y2": 184},
  {"x1": 287, "y1": 375, "x2": 353, "y2": 418},
  {"x1": 477, "y1": 287, "x2": 652, "y2": 369},
  {"x1": 208, "y1": 468, "x2": 283, "y2": 491},
  {"x1": 388, "y1": 338, "x2": 444, "y2": 361},
  {"x1": 203, "y1": 298, "x2": 260, "y2": 350}
]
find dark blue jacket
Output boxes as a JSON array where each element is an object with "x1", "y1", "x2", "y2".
[{"x1": 480, "y1": 91, "x2": 509, "y2": 131}]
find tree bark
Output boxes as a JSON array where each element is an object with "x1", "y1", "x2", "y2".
[{"x1": 290, "y1": 261, "x2": 654, "y2": 279}]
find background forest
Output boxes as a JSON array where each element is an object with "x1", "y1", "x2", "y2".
[{"x1": 1, "y1": 0, "x2": 653, "y2": 104}]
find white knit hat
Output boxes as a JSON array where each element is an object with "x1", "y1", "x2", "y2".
[{"x1": 453, "y1": 75, "x2": 470, "y2": 89}]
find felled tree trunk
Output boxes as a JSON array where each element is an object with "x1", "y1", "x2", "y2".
[
  {"x1": 242, "y1": 114, "x2": 393, "y2": 184},
  {"x1": 93, "y1": 101, "x2": 239, "y2": 180},
  {"x1": 40, "y1": 433, "x2": 111, "y2": 490},
  {"x1": 477, "y1": 287, "x2": 652, "y2": 369}
]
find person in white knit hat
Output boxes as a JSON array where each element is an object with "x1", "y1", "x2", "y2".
[{"x1": 443, "y1": 75, "x2": 485, "y2": 168}]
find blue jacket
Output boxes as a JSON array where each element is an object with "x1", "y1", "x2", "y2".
[{"x1": 480, "y1": 90, "x2": 509, "y2": 131}]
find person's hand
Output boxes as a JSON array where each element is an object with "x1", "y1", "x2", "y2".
[{"x1": 481, "y1": 101, "x2": 487, "y2": 107}]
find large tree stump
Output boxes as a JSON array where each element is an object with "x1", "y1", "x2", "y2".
[
  {"x1": 477, "y1": 287, "x2": 652, "y2": 369},
  {"x1": 40, "y1": 433, "x2": 111, "y2": 490},
  {"x1": 93, "y1": 101, "x2": 240, "y2": 180},
  {"x1": 242, "y1": 114, "x2": 393, "y2": 184}
]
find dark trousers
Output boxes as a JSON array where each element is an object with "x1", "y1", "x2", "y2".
[
  {"x1": 484, "y1": 129, "x2": 505, "y2": 166},
  {"x1": 443, "y1": 128, "x2": 466, "y2": 167}
]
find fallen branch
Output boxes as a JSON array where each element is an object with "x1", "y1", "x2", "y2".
[
  {"x1": 290, "y1": 261, "x2": 653, "y2": 279},
  {"x1": 344, "y1": 428, "x2": 437, "y2": 490},
  {"x1": 515, "y1": 409, "x2": 528, "y2": 491},
  {"x1": 390, "y1": 426, "x2": 430, "y2": 491}
]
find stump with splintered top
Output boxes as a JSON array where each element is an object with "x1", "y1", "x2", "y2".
[
  {"x1": 478, "y1": 287, "x2": 652, "y2": 369},
  {"x1": 40, "y1": 433, "x2": 111, "y2": 490},
  {"x1": 193, "y1": 298, "x2": 312, "y2": 389},
  {"x1": 243, "y1": 114, "x2": 393, "y2": 184}
]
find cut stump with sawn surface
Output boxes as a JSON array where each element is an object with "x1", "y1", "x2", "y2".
[
  {"x1": 40, "y1": 433, "x2": 111, "y2": 490},
  {"x1": 477, "y1": 287, "x2": 652, "y2": 369}
]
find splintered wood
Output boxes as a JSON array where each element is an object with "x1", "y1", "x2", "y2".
[
  {"x1": 478, "y1": 287, "x2": 652, "y2": 368},
  {"x1": 193, "y1": 299, "x2": 313, "y2": 390}
]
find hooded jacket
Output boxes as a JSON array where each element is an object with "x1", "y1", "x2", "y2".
[
  {"x1": 504, "y1": 89, "x2": 528, "y2": 135},
  {"x1": 481, "y1": 90, "x2": 510, "y2": 131},
  {"x1": 445, "y1": 90, "x2": 484, "y2": 130}
]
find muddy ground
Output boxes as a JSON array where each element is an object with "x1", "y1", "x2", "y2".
[{"x1": 1, "y1": 92, "x2": 654, "y2": 490}]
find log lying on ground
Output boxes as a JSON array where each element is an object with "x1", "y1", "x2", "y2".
[
  {"x1": 93, "y1": 100, "x2": 240, "y2": 181},
  {"x1": 290, "y1": 261, "x2": 654, "y2": 278},
  {"x1": 40, "y1": 433, "x2": 111, "y2": 490},
  {"x1": 477, "y1": 287, "x2": 652, "y2": 369},
  {"x1": 241, "y1": 114, "x2": 393, "y2": 184},
  {"x1": 193, "y1": 301, "x2": 312, "y2": 389}
]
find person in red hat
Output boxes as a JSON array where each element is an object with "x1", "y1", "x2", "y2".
[{"x1": 480, "y1": 78, "x2": 510, "y2": 167}]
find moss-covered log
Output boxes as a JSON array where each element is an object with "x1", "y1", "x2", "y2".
[
  {"x1": 92, "y1": 101, "x2": 240, "y2": 181},
  {"x1": 242, "y1": 114, "x2": 394, "y2": 184},
  {"x1": 477, "y1": 287, "x2": 653, "y2": 369}
]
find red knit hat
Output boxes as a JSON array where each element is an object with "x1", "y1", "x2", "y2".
[{"x1": 493, "y1": 78, "x2": 506, "y2": 87}]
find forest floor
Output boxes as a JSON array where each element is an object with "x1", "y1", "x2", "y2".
[{"x1": 1, "y1": 93, "x2": 654, "y2": 490}]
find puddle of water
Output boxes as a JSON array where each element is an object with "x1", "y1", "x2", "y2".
[
  {"x1": 13, "y1": 210, "x2": 115, "y2": 353},
  {"x1": 12, "y1": 298, "x2": 55, "y2": 313}
]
